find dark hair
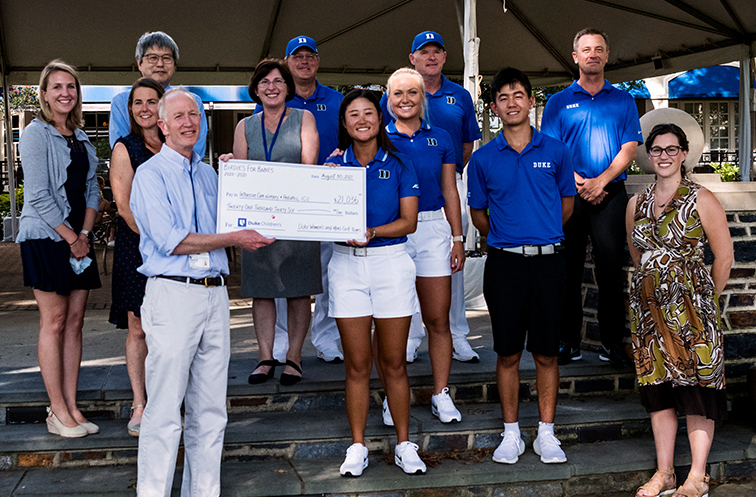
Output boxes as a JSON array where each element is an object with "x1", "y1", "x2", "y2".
[
  {"x1": 573, "y1": 27, "x2": 609, "y2": 52},
  {"x1": 490, "y1": 67, "x2": 532, "y2": 101},
  {"x1": 337, "y1": 89, "x2": 398, "y2": 154},
  {"x1": 128, "y1": 77, "x2": 166, "y2": 143},
  {"x1": 248, "y1": 59, "x2": 295, "y2": 105},
  {"x1": 646, "y1": 123, "x2": 690, "y2": 178}
]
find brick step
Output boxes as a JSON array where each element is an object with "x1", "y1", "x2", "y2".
[
  {"x1": 1, "y1": 423, "x2": 754, "y2": 496},
  {"x1": 0, "y1": 395, "x2": 653, "y2": 470},
  {"x1": 0, "y1": 355, "x2": 637, "y2": 424}
]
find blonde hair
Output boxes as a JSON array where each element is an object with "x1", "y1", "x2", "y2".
[
  {"x1": 385, "y1": 67, "x2": 429, "y2": 122},
  {"x1": 38, "y1": 60, "x2": 83, "y2": 130}
]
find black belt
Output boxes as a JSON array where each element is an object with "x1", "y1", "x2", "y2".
[{"x1": 156, "y1": 275, "x2": 226, "y2": 287}]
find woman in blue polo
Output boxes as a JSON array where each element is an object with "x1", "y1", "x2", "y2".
[
  {"x1": 382, "y1": 68, "x2": 465, "y2": 426},
  {"x1": 326, "y1": 89, "x2": 425, "y2": 477}
]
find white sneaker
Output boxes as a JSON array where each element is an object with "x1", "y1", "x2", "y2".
[
  {"x1": 382, "y1": 397, "x2": 394, "y2": 427},
  {"x1": 340, "y1": 443, "x2": 369, "y2": 476},
  {"x1": 431, "y1": 387, "x2": 461, "y2": 423},
  {"x1": 452, "y1": 339, "x2": 480, "y2": 362},
  {"x1": 493, "y1": 431, "x2": 525, "y2": 464},
  {"x1": 317, "y1": 348, "x2": 344, "y2": 363},
  {"x1": 394, "y1": 441, "x2": 426, "y2": 474},
  {"x1": 533, "y1": 431, "x2": 567, "y2": 464},
  {"x1": 406, "y1": 338, "x2": 421, "y2": 363}
]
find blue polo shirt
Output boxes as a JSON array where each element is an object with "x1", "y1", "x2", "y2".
[
  {"x1": 254, "y1": 81, "x2": 343, "y2": 165},
  {"x1": 386, "y1": 120, "x2": 455, "y2": 213},
  {"x1": 381, "y1": 75, "x2": 481, "y2": 173},
  {"x1": 467, "y1": 128, "x2": 576, "y2": 248},
  {"x1": 330, "y1": 146, "x2": 419, "y2": 247},
  {"x1": 540, "y1": 80, "x2": 642, "y2": 182}
]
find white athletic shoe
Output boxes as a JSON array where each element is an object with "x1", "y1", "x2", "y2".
[
  {"x1": 533, "y1": 431, "x2": 567, "y2": 464},
  {"x1": 493, "y1": 431, "x2": 525, "y2": 464},
  {"x1": 406, "y1": 338, "x2": 421, "y2": 363},
  {"x1": 316, "y1": 348, "x2": 344, "y2": 363},
  {"x1": 394, "y1": 441, "x2": 426, "y2": 474},
  {"x1": 382, "y1": 397, "x2": 395, "y2": 426},
  {"x1": 452, "y1": 339, "x2": 480, "y2": 362},
  {"x1": 431, "y1": 387, "x2": 462, "y2": 423},
  {"x1": 339, "y1": 443, "x2": 369, "y2": 476}
]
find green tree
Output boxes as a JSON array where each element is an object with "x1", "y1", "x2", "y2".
[{"x1": 0, "y1": 86, "x2": 40, "y2": 111}]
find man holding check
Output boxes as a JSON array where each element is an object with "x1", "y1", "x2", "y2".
[{"x1": 131, "y1": 88, "x2": 272, "y2": 496}]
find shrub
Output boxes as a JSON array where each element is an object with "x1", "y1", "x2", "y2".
[
  {"x1": 0, "y1": 186, "x2": 23, "y2": 219},
  {"x1": 710, "y1": 162, "x2": 739, "y2": 182}
]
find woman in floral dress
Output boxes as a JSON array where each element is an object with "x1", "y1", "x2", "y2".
[{"x1": 626, "y1": 123, "x2": 733, "y2": 497}]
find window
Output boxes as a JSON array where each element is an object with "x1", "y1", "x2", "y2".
[{"x1": 670, "y1": 100, "x2": 739, "y2": 154}]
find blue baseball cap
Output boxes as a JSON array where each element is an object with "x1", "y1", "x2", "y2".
[
  {"x1": 411, "y1": 31, "x2": 444, "y2": 52},
  {"x1": 286, "y1": 36, "x2": 318, "y2": 57}
]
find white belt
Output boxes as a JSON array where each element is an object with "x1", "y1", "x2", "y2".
[
  {"x1": 334, "y1": 243, "x2": 406, "y2": 257},
  {"x1": 496, "y1": 243, "x2": 561, "y2": 257},
  {"x1": 418, "y1": 209, "x2": 445, "y2": 222}
]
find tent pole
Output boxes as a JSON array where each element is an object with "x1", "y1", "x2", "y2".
[
  {"x1": 1, "y1": 67, "x2": 18, "y2": 240},
  {"x1": 462, "y1": 0, "x2": 479, "y2": 251},
  {"x1": 739, "y1": 43, "x2": 753, "y2": 181}
]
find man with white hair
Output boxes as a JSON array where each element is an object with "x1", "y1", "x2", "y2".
[{"x1": 131, "y1": 88, "x2": 272, "y2": 496}]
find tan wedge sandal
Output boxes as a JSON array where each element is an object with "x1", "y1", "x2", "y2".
[
  {"x1": 636, "y1": 468, "x2": 676, "y2": 497},
  {"x1": 672, "y1": 474, "x2": 709, "y2": 497}
]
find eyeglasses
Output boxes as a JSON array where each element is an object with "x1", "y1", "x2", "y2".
[
  {"x1": 259, "y1": 78, "x2": 286, "y2": 89},
  {"x1": 649, "y1": 145, "x2": 682, "y2": 157},
  {"x1": 142, "y1": 54, "x2": 175, "y2": 65},
  {"x1": 291, "y1": 53, "x2": 318, "y2": 62}
]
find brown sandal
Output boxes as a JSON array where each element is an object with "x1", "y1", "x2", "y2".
[
  {"x1": 672, "y1": 474, "x2": 709, "y2": 497},
  {"x1": 636, "y1": 468, "x2": 676, "y2": 497}
]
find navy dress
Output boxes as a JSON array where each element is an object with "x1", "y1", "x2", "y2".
[
  {"x1": 108, "y1": 133, "x2": 153, "y2": 329},
  {"x1": 20, "y1": 134, "x2": 101, "y2": 294}
]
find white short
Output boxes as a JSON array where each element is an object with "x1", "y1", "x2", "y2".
[
  {"x1": 328, "y1": 244, "x2": 420, "y2": 319},
  {"x1": 406, "y1": 217, "x2": 452, "y2": 277}
]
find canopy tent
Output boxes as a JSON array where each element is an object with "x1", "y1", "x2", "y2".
[{"x1": 1, "y1": 0, "x2": 755, "y2": 239}]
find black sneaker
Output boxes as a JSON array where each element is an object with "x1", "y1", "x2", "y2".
[
  {"x1": 598, "y1": 344, "x2": 633, "y2": 369},
  {"x1": 557, "y1": 341, "x2": 582, "y2": 365}
]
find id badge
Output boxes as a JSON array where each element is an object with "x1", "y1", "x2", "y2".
[{"x1": 189, "y1": 252, "x2": 211, "y2": 270}]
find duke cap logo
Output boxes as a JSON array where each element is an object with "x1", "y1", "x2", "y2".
[
  {"x1": 411, "y1": 31, "x2": 445, "y2": 53},
  {"x1": 286, "y1": 35, "x2": 318, "y2": 57}
]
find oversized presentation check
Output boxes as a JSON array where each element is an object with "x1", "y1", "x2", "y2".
[{"x1": 217, "y1": 160, "x2": 367, "y2": 242}]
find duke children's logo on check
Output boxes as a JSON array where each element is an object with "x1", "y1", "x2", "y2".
[{"x1": 237, "y1": 218, "x2": 247, "y2": 227}]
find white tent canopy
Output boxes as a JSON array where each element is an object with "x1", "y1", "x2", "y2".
[{"x1": 1, "y1": 0, "x2": 754, "y2": 239}]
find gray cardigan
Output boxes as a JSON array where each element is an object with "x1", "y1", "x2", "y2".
[{"x1": 16, "y1": 118, "x2": 100, "y2": 243}]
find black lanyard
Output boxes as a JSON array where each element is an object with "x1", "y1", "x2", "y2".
[{"x1": 260, "y1": 110, "x2": 286, "y2": 162}]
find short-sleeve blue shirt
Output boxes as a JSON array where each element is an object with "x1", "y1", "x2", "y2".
[
  {"x1": 540, "y1": 80, "x2": 642, "y2": 182},
  {"x1": 254, "y1": 81, "x2": 343, "y2": 165},
  {"x1": 467, "y1": 128, "x2": 576, "y2": 248},
  {"x1": 331, "y1": 146, "x2": 419, "y2": 247},
  {"x1": 386, "y1": 120, "x2": 455, "y2": 213},
  {"x1": 381, "y1": 75, "x2": 481, "y2": 173},
  {"x1": 109, "y1": 86, "x2": 208, "y2": 158}
]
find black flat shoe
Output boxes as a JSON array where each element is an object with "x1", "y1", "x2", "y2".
[
  {"x1": 248, "y1": 360, "x2": 278, "y2": 384},
  {"x1": 280, "y1": 360, "x2": 303, "y2": 386}
]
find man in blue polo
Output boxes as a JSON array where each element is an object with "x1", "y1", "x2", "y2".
[
  {"x1": 109, "y1": 31, "x2": 207, "y2": 158},
  {"x1": 255, "y1": 35, "x2": 345, "y2": 363},
  {"x1": 541, "y1": 27, "x2": 642, "y2": 368},
  {"x1": 468, "y1": 67, "x2": 575, "y2": 466},
  {"x1": 381, "y1": 30, "x2": 482, "y2": 363}
]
